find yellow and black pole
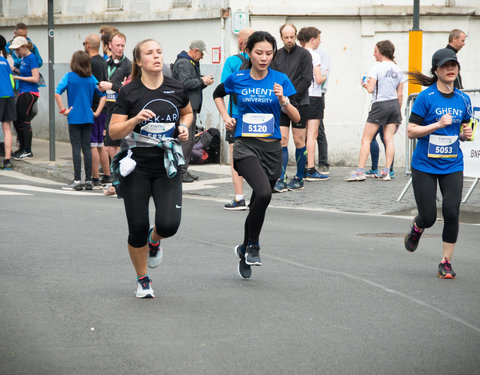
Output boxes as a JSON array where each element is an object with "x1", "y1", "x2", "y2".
[{"x1": 408, "y1": 0, "x2": 422, "y2": 95}]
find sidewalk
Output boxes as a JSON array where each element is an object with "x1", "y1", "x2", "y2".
[{"x1": 6, "y1": 138, "x2": 480, "y2": 224}]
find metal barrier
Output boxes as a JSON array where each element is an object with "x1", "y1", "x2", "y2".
[{"x1": 397, "y1": 89, "x2": 480, "y2": 203}]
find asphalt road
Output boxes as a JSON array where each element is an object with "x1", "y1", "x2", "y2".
[{"x1": 1, "y1": 172, "x2": 479, "y2": 375}]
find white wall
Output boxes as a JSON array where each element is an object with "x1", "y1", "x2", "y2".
[{"x1": 1, "y1": 0, "x2": 479, "y2": 166}]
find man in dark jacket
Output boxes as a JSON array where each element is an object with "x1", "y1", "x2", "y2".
[
  {"x1": 271, "y1": 24, "x2": 312, "y2": 192},
  {"x1": 446, "y1": 29, "x2": 466, "y2": 89},
  {"x1": 172, "y1": 40, "x2": 214, "y2": 182}
]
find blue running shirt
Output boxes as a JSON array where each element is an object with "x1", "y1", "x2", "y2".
[
  {"x1": 223, "y1": 68, "x2": 296, "y2": 140},
  {"x1": 411, "y1": 85, "x2": 471, "y2": 174},
  {"x1": 18, "y1": 53, "x2": 39, "y2": 94}
]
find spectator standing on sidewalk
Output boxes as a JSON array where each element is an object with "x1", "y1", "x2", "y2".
[
  {"x1": 314, "y1": 42, "x2": 331, "y2": 176},
  {"x1": 55, "y1": 51, "x2": 106, "y2": 191},
  {"x1": 99, "y1": 25, "x2": 118, "y2": 61},
  {"x1": 445, "y1": 29, "x2": 466, "y2": 89},
  {"x1": 6, "y1": 23, "x2": 43, "y2": 70},
  {"x1": 0, "y1": 35, "x2": 16, "y2": 170},
  {"x1": 271, "y1": 24, "x2": 312, "y2": 192},
  {"x1": 297, "y1": 27, "x2": 329, "y2": 181},
  {"x1": 345, "y1": 40, "x2": 403, "y2": 182},
  {"x1": 98, "y1": 32, "x2": 132, "y2": 195},
  {"x1": 172, "y1": 40, "x2": 214, "y2": 183},
  {"x1": 84, "y1": 33, "x2": 112, "y2": 188},
  {"x1": 9, "y1": 36, "x2": 39, "y2": 161},
  {"x1": 404, "y1": 48, "x2": 472, "y2": 279},
  {"x1": 221, "y1": 27, "x2": 254, "y2": 210},
  {"x1": 213, "y1": 31, "x2": 299, "y2": 279}
]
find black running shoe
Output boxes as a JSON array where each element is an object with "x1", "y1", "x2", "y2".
[
  {"x1": 245, "y1": 244, "x2": 262, "y2": 266},
  {"x1": 438, "y1": 258, "x2": 456, "y2": 279},
  {"x1": 0, "y1": 159, "x2": 12, "y2": 170},
  {"x1": 404, "y1": 221, "x2": 423, "y2": 252},
  {"x1": 234, "y1": 244, "x2": 251, "y2": 279}
]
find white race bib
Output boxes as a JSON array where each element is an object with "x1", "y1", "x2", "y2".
[
  {"x1": 140, "y1": 122, "x2": 175, "y2": 139},
  {"x1": 241, "y1": 113, "x2": 274, "y2": 137},
  {"x1": 428, "y1": 134, "x2": 459, "y2": 158}
]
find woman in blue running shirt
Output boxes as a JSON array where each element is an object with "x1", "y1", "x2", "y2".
[
  {"x1": 404, "y1": 48, "x2": 472, "y2": 279},
  {"x1": 55, "y1": 50, "x2": 106, "y2": 191},
  {"x1": 9, "y1": 36, "x2": 39, "y2": 160},
  {"x1": 213, "y1": 31, "x2": 300, "y2": 279}
]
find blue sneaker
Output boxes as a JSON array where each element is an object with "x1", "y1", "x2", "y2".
[
  {"x1": 224, "y1": 198, "x2": 247, "y2": 211},
  {"x1": 365, "y1": 169, "x2": 379, "y2": 178},
  {"x1": 273, "y1": 179, "x2": 288, "y2": 193},
  {"x1": 305, "y1": 170, "x2": 330, "y2": 181},
  {"x1": 390, "y1": 170, "x2": 395, "y2": 179},
  {"x1": 287, "y1": 176, "x2": 304, "y2": 191}
]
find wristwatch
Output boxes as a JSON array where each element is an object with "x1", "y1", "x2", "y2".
[{"x1": 280, "y1": 97, "x2": 290, "y2": 107}]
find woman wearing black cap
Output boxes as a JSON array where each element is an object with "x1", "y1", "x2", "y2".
[{"x1": 404, "y1": 48, "x2": 473, "y2": 279}]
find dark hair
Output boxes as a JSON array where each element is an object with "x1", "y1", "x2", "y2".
[
  {"x1": 15, "y1": 22, "x2": 27, "y2": 31},
  {"x1": 244, "y1": 31, "x2": 277, "y2": 69},
  {"x1": 376, "y1": 40, "x2": 395, "y2": 62},
  {"x1": 70, "y1": 50, "x2": 92, "y2": 77},
  {"x1": 448, "y1": 29, "x2": 464, "y2": 43},
  {"x1": 297, "y1": 27, "x2": 320, "y2": 45},
  {"x1": 279, "y1": 24, "x2": 297, "y2": 37},
  {"x1": 131, "y1": 39, "x2": 158, "y2": 81},
  {"x1": 100, "y1": 25, "x2": 118, "y2": 51},
  {"x1": 408, "y1": 48, "x2": 461, "y2": 87},
  {"x1": 0, "y1": 34, "x2": 8, "y2": 58}
]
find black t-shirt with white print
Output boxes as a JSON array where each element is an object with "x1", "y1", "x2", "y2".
[{"x1": 113, "y1": 76, "x2": 190, "y2": 170}]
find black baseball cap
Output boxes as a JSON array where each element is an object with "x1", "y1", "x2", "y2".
[{"x1": 432, "y1": 48, "x2": 459, "y2": 69}]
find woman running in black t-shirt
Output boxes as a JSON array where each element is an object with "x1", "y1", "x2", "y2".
[{"x1": 109, "y1": 39, "x2": 193, "y2": 299}]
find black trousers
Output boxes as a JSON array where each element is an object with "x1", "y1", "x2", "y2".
[
  {"x1": 13, "y1": 92, "x2": 38, "y2": 153},
  {"x1": 411, "y1": 167, "x2": 463, "y2": 243},
  {"x1": 122, "y1": 165, "x2": 182, "y2": 248},
  {"x1": 234, "y1": 156, "x2": 276, "y2": 246}
]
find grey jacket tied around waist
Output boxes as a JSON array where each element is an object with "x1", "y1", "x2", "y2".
[{"x1": 123, "y1": 132, "x2": 186, "y2": 178}]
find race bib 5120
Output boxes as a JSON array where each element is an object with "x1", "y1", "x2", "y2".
[{"x1": 241, "y1": 113, "x2": 274, "y2": 137}]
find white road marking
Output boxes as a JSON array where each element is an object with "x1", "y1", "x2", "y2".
[{"x1": 0, "y1": 184, "x2": 103, "y2": 196}]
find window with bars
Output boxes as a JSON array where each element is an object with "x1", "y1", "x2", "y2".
[
  {"x1": 108, "y1": 0, "x2": 123, "y2": 9},
  {"x1": 172, "y1": 0, "x2": 192, "y2": 7}
]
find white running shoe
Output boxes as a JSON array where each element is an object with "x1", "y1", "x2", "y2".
[
  {"x1": 147, "y1": 228, "x2": 163, "y2": 268},
  {"x1": 345, "y1": 169, "x2": 366, "y2": 182},
  {"x1": 136, "y1": 276, "x2": 155, "y2": 298}
]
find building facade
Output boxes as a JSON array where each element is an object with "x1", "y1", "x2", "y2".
[{"x1": 1, "y1": 0, "x2": 478, "y2": 165}]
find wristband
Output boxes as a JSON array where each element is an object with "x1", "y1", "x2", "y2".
[
  {"x1": 280, "y1": 97, "x2": 290, "y2": 107},
  {"x1": 179, "y1": 124, "x2": 187, "y2": 128},
  {"x1": 59, "y1": 109, "x2": 66, "y2": 114}
]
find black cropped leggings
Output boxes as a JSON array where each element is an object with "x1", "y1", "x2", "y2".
[
  {"x1": 13, "y1": 92, "x2": 38, "y2": 153},
  {"x1": 122, "y1": 166, "x2": 182, "y2": 248},
  {"x1": 234, "y1": 156, "x2": 276, "y2": 246},
  {"x1": 411, "y1": 167, "x2": 463, "y2": 244}
]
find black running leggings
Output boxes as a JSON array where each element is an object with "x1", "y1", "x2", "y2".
[
  {"x1": 122, "y1": 166, "x2": 182, "y2": 248},
  {"x1": 13, "y1": 92, "x2": 38, "y2": 153},
  {"x1": 234, "y1": 156, "x2": 276, "y2": 246},
  {"x1": 411, "y1": 167, "x2": 463, "y2": 243}
]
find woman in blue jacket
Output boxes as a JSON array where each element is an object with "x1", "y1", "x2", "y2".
[{"x1": 55, "y1": 50, "x2": 106, "y2": 191}]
